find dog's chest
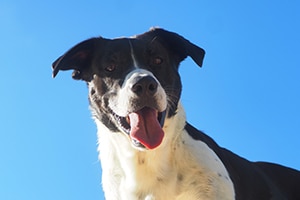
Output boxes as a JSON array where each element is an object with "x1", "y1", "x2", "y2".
[{"x1": 98, "y1": 119, "x2": 235, "y2": 200}]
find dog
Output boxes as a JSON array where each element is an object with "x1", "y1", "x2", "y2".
[{"x1": 52, "y1": 28, "x2": 300, "y2": 200}]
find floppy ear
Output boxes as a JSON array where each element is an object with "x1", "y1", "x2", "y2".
[
  {"x1": 52, "y1": 37, "x2": 104, "y2": 80},
  {"x1": 137, "y1": 28, "x2": 205, "y2": 67}
]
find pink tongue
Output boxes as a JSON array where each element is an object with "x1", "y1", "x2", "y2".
[{"x1": 129, "y1": 107, "x2": 164, "y2": 149}]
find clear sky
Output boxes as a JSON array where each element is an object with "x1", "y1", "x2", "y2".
[{"x1": 1, "y1": 0, "x2": 299, "y2": 199}]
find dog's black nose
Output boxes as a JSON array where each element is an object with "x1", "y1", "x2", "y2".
[{"x1": 131, "y1": 76, "x2": 158, "y2": 96}]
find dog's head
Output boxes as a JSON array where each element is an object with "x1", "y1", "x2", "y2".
[{"x1": 52, "y1": 28, "x2": 205, "y2": 150}]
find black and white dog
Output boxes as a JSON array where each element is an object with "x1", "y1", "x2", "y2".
[{"x1": 52, "y1": 28, "x2": 300, "y2": 200}]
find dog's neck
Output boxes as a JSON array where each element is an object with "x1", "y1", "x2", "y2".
[{"x1": 95, "y1": 103, "x2": 185, "y2": 195}]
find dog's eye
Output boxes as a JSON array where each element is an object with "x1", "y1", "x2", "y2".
[
  {"x1": 105, "y1": 64, "x2": 116, "y2": 72},
  {"x1": 153, "y1": 57, "x2": 163, "y2": 65}
]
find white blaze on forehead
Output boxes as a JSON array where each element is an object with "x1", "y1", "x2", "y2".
[
  {"x1": 128, "y1": 39, "x2": 138, "y2": 69},
  {"x1": 126, "y1": 40, "x2": 158, "y2": 86}
]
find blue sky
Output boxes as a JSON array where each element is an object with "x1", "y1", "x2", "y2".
[{"x1": 1, "y1": 0, "x2": 299, "y2": 199}]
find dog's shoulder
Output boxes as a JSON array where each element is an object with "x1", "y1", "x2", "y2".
[
  {"x1": 185, "y1": 123, "x2": 300, "y2": 199},
  {"x1": 168, "y1": 121, "x2": 236, "y2": 199}
]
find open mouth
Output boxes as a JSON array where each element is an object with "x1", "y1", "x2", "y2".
[{"x1": 113, "y1": 107, "x2": 166, "y2": 149}]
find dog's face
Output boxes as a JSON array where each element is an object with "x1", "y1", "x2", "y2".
[{"x1": 52, "y1": 28, "x2": 205, "y2": 150}]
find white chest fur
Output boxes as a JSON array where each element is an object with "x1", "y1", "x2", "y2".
[{"x1": 96, "y1": 104, "x2": 235, "y2": 200}]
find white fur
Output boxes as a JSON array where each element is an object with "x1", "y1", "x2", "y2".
[
  {"x1": 96, "y1": 103, "x2": 235, "y2": 200},
  {"x1": 110, "y1": 68, "x2": 167, "y2": 117}
]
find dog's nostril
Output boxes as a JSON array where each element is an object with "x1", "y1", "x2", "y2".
[
  {"x1": 131, "y1": 76, "x2": 158, "y2": 96},
  {"x1": 149, "y1": 82, "x2": 158, "y2": 92},
  {"x1": 132, "y1": 84, "x2": 143, "y2": 95}
]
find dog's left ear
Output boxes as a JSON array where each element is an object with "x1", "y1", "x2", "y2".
[
  {"x1": 137, "y1": 28, "x2": 205, "y2": 67},
  {"x1": 52, "y1": 37, "x2": 105, "y2": 80}
]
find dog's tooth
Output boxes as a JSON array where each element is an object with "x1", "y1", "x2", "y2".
[{"x1": 126, "y1": 116, "x2": 130, "y2": 124}]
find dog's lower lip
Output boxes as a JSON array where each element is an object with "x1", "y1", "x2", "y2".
[{"x1": 132, "y1": 139, "x2": 145, "y2": 148}]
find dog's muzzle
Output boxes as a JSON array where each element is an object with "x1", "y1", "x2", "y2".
[{"x1": 112, "y1": 73, "x2": 167, "y2": 150}]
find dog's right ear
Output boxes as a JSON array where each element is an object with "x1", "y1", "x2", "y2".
[
  {"x1": 137, "y1": 28, "x2": 205, "y2": 68},
  {"x1": 52, "y1": 37, "x2": 104, "y2": 80}
]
